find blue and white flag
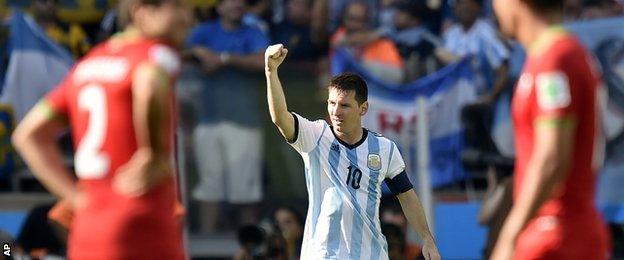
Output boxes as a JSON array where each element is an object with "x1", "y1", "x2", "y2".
[
  {"x1": 332, "y1": 48, "x2": 478, "y2": 187},
  {"x1": 567, "y1": 16, "x2": 624, "y2": 220},
  {"x1": 1, "y1": 10, "x2": 74, "y2": 121}
]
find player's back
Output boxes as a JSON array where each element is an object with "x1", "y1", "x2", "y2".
[{"x1": 45, "y1": 37, "x2": 183, "y2": 259}]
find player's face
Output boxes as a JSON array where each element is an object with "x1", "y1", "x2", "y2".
[
  {"x1": 327, "y1": 88, "x2": 368, "y2": 136},
  {"x1": 137, "y1": 0, "x2": 192, "y2": 47}
]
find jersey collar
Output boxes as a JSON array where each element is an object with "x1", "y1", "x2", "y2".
[
  {"x1": 527, "y1": 25, "x2": 568, "y2": 56},
  {"x1": 330, "y1": 126, "x2": 369, "y2": 150}
]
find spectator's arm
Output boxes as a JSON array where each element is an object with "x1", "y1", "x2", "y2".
[
  {"x1": 310, "y1": 0, "x2": 329, "y2": 45},
  {"x1": 434, "y1": 47, "x2": 460, "y2": 64},
  {"x1": 223, "y1": 52, "x2": 265, "y2": 72},
  {"x1": 482, "y1": 61, "x2": 510, "y2": 104}
]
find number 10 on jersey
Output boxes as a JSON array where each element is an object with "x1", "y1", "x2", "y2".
[{"x1": 346, "y1": 165, "x2": 362, "y2": 189}]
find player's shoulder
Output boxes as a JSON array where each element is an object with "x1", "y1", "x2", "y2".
[
  {"x1": 145, "y1": 42, "x2": 181, "y2": 76},
  {"x1": 544, "y1": 33, "x2": 588, "y2": 62},
  {"x1": 367, "y1": 129, "x2": 395, "y2": 146}
]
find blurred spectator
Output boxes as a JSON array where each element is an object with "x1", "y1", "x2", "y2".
[
  {"x1": 439, "y1": 0, "x2": 509, "y2": 96},
  {"x1": 186, "y1": 0, "x2": 268, "y2": 234},
  {"x1": 16, "y1": 203, "x2": 65, "y2": 258},
  {"x1": 439, "y1": 0, "x2": 510, "y2": 161},
  {"x1": 382, "y1": 223, "x2": 407, "y2": 260},
  {"x1": 272, "y1": 207, "x2": 304, "y2": 259},
  {"x1": 0, "y1": 18, "x2": 8, "y2": 85},
  {"x1": 379, "y1": 0, "x2": 400, "y2": 33},
  {"x1": 330, "y1": 1, "x2": 405, "y2": 83},
  {"x1": 322, "y1": 0, "x2": 380, "y2": 34},
  {"x1": 234, "y1": 225, "x2": 266, "y2": 260},
  {"x1": 30, "y1": 0, "x2": 90, "y2": 57},
  {"x1": 391, "y1": 0, "x2": 443, "y2": 81},
  {"x1": 96, "y1": 3, "x2": 119, "y2": 43},
  {"x1": 270, "y1": 0, "x2": 328, "y2": 61},
  {"x1": 244, "y1": 0, "x2": 271, "y2": 35},
  {"x1": 581, "y1": 0, "x2": 624, "y2": 19},
  {"x1": 564, "y1": 0, "x2": 585, "y2": 21}
]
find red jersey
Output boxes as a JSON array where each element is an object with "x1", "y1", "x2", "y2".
[
  {"x1": 45, "y1": 38, "x2": 183, "y2": 259},
  {"x1": 512, "y1": 29, "x2": 609, "y2": 259}
]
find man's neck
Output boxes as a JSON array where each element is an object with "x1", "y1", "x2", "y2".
[
  {"x1": 335, "y1": 126, "x2": 364, "y2": 145},
  {"x1": 461, "y1": 18, "x2": 477, "y2": 32},
  {"x1": 517, "y1": 11, "x2": 563, "y2": 54},
  {"x1": 220, "y1": 18, "x2": 241, "y2": 31}
]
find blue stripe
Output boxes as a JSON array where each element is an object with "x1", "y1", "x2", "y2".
[
  {"x1": 347, "y1": 147, "x2": 363, "y2": 258},
  {"x1": 366, "y1": 135, "x2": 383, "y2": 258},
  {"x1": 326, "y1": 139, "x2": 343, "y2": 255},
  {"x1": 387, "y1": 142, "x2": 395, "y2": 174},
  {"x1": 310, "y1": 124, "x2": 328, "y2": 238}
]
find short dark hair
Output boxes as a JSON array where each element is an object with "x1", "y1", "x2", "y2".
[
  {"x1": 521, "y1": 0, "x2": 564, "y2": 12},
  {"x1": 328, "y1": 73, "x2": 368, "y2": 105}
]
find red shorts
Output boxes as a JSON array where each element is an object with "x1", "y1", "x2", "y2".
[{"x1": 513, "y1": 214, "x2": 610, "y2": 260}]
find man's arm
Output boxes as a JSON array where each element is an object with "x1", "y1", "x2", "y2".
[
  {"x1": 483, "y1": 62, "x2": 510, "y2": 104},
  {"x1": 12, "y1": 104, "x2": 78, "y2": 203},
  {"x1": 493, "y1": 118, "x2": 575, "y2": 254},
  {"x1": 113, "y1": 62, "x2": 173, "y2": 196},
  {"x1": 265, "y1": 44, "x2": 295, "y2": 142},
  {"x1": 397, "y1": 190, "x2": 440, "y2": 260},
  {"x1": 224, "y1": 52, "x2": 265, "y2": 72}
]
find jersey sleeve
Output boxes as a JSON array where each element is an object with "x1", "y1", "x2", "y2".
[
  {"x1": 43, "y1": 76, "x2": 72, "y2": 118},
  {"x1": 288, "y1": 112, "x2": 327, "y2": 153},
  {"x1": 532, "y1": 57, "x2": 577, "y2": 122},
  {"x1": 148, "y1": 44, "x2": 181, "y2": 78},
  {"x1": 386, "y1": 142, "x2": 406, "y2": 179}
]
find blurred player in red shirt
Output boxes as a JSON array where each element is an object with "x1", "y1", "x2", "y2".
[
  {"x1": 491, "y1": 0, "x2": 610, "y2": 259},
  {"x1": 12, "y1": 0, "x2": 191, "y2": 259}
]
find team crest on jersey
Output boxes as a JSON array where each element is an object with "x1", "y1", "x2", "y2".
[{"x1": 367, "y1": 154, "x2": 381, "y2": 171}]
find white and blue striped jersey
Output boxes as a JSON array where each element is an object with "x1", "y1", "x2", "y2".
[{"x1": 288, "y1": 113, "x2": 407, "y2": 260}]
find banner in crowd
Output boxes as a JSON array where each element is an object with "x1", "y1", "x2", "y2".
[
  {"x1": 0, "y1": 10, "x2": 74, "y2": 121},
  {"x1": 332, "y1": 49, "x2": 478, "y2": 187},
  {"x1": 2, "y1": 0, "x2": 109, "y2": 23},
  {"x1": 567, "y1": 17, "x2": 624, "y2": 211},
  {"x1": 567, "y1": 17, "x2": 624, "y2": 165}
]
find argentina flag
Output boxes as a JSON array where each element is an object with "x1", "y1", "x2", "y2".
[
  {"x1": 332, "y1": 48, "x2": 478, "y2": 187},
  {"x1": 1, "y1": 10, "x2": 74, "y2": 121}
]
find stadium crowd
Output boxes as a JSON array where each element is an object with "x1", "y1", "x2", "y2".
[{"x1": 0, "y1": 0, "x2": 623, "y2": 259}]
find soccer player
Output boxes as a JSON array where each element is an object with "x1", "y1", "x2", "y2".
[
  {"x1": 264, "y1": 44, "x2": 441, "y2": 260},
  {"x1": 11, "y1": 0, "x2": 191, "y2": 259},
  {"x1": 491, "y1": 0, "x2": 610, "y2": 259}
]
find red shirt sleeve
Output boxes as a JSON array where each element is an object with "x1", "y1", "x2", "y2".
[
  {"x1": 530, "y1": 46, "x2": 580, "y2": 121},
  {"x1": 44, "y1": 75, "x2": 72, "y2": 117}
]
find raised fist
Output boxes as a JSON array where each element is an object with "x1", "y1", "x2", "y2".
[{"x1": 265, "y1": 44, "x2": 288, "y2": 72}]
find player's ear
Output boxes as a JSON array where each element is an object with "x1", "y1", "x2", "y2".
[{"x1": 360, "y1": 101, "x2": 368, "y2": 116}]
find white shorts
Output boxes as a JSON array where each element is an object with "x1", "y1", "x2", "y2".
[{"x1": 192, "y1": 123, "x2": 263, "y2": 203}]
